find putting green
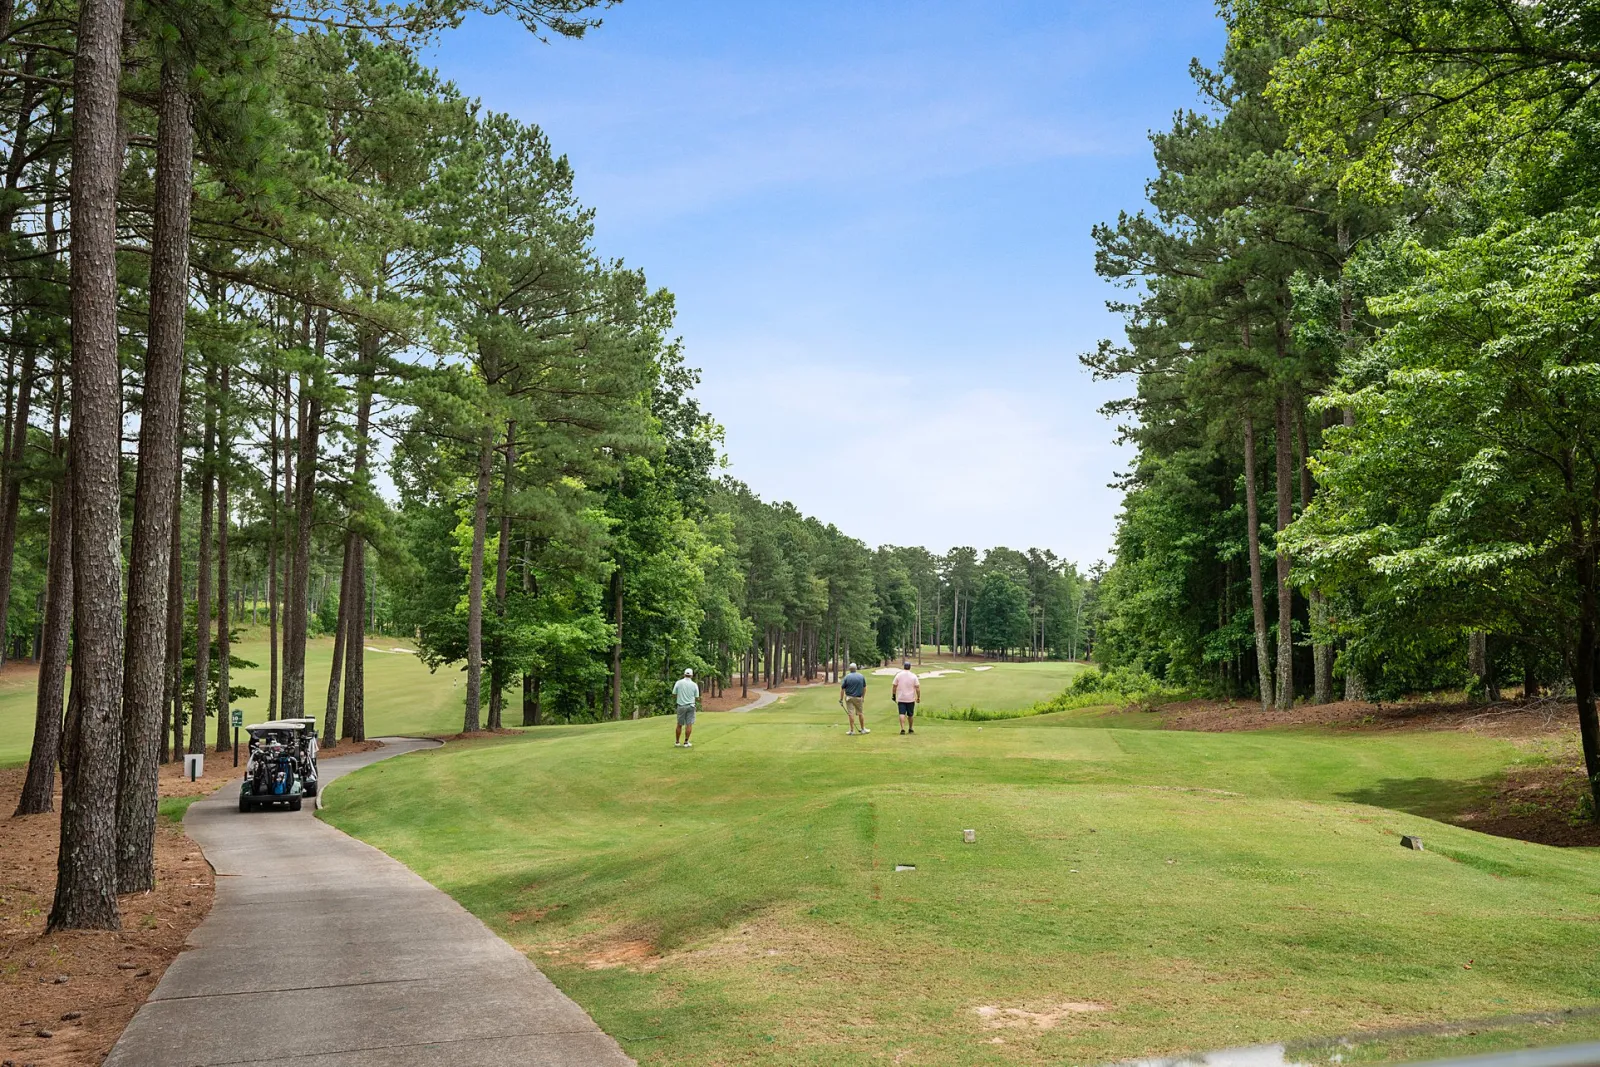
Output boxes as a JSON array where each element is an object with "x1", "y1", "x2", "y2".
[{"x1": 324, "y1": 667, "x2": 1600, "y2": 1066}]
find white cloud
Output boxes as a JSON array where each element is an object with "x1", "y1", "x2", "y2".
[{"x1": 701, "y1": 357, "x2": 1126, "y2": 565}]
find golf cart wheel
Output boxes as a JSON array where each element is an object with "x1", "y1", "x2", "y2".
[
  {"x1": 289, "y1": 797, "x2": 302, "y2": 812},
  {"x1": 239, "y1": 797, "x2": 251, "y2": 813},
  {"x1": 304, "y1": 781, "x2": 318, "y2": 798}
]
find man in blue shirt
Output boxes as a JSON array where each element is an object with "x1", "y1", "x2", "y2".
[
  {"x1": 672, "y1": 669, "x2": 700, "y2": 748},
  {"x1": 839, "y1": 662, "x2": 870, "y2": 735}
]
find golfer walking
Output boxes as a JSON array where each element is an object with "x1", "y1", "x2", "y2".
[
  {"x1": 839, "y1": 662, "x2": 870, "y2": 735},
  {"x1": 891, "y1": 660, "x2": 920, "y2": 734},
  {"x1": 673, "y1": 668, "x2": 700, "y2": 748}
]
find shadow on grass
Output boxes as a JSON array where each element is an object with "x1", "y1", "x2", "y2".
[{"x1": 1338, "y1": 775, "x2": 1497, "y2": 822}]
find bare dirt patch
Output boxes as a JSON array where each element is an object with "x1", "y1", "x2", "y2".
[
  {"x1": 1453, "y1": 756, "x2": 1600, "y2": 847},
  {"x1": 1, "y1": 767, "x2": 216, "y2": 1067},
  {"x1": 702, "y1": 689, "x2": 763, "y2": 713},
  {"x1": 973, "y1": 1002, "x2": 1111, "y2": 1030},
  {"x1": 582, "y1": 938, "x2": 660, "y2": 970},
  {"x1": 1151, "y1": 697, "x2": 1600, "y2": 847},
  {"x1": 1153, "y1": 697, "x2": 1573, "y2": 738},
  {"x1": 432, "y1": 727, "x2": 524, "y2": 744}
]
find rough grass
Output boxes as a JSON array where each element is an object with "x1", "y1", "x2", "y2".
[{"x1": 325, "y1": 662, "x2": 1600, "y2": 1066}]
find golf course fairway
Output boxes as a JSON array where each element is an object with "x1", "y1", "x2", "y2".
[{"x1": 323, "y1": 665, "x2": 1600, "y2": 1066}]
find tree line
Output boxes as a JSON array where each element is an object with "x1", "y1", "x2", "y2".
[
  {"x1": 5, "y1": 0, "x2": 1097, "y2": 934},
  {"x1": 395, "y1": 447, "x2": 1093, "y2": 723},
  {"x1": 1087, "y1": 1, "x2": 1600, "y2": 818}
]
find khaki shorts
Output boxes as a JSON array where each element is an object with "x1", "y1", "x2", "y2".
[{"x1": 844, "y1": 696, "x2": 864, "y2": 716}]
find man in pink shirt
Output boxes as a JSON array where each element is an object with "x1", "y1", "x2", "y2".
[{"x1": 891, "y1": 660, "x2": 921, "y2": 734}]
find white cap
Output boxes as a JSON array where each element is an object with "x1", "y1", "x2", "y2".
[
  {"x1": 683, "y1": 668, "x2": 693, "y2": 677},
  {"x1": 848, "y1": 662, "x2": 857, "y2": 671}
]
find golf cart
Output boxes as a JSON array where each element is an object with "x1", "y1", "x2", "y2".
[
  {"x1": 279, "y1": 717, "x2": 321, "y2": 797},
  {"x1": 239, "y1": 722, "x2": 308, "y2": 812}
]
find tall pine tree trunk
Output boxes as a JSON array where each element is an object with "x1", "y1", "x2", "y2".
[
  {"x1": 612, "y1": 568, "x2": 624, "y2": 721},
  {"x1": 214, "y1": 362, "x2": 231, "y2": 752},
  {"x1": 463, "y1": 429, "x2": 492, "y2": 733},
  {"x1": 52, "y1": 0, "x2": 129, "y2": 931},
  {"x1": 521, "y1": 537, "x2": 537, "y2": 726},
  {"x1": 488, "y1": 423, "x2": 514, "y2": 731},
  {"x1": 0, "y1": 345, "x2": 36, "y2": 666},
  {"x1": 323, "y1": 535, "x2": 352, "y2": 747},
  {"x1": 341, "y1": 342, "x2": 374, "y2": 741},
  {"x1": 1243, "y1": 413, "x2": 1274, "y2": 711},
  {"x1": 342, "y1": 541, "x2": 365, "y2": 740},
  {"x1": 164, "y1": 456, "x2": 182, "y2": 763},
  {"x1": 267, "y1": 367, "x2": 279, "y2": 720},
  {"x1": 189, "y1": 367, "x2": 215, "y2": 755},
  {"x1": 1274, "y1": 393, "x2": 1295, "y2": 711},
  {"x1": 277, "y1": 361, "x2": 295, "y2": 716},
  {"x1": 15, "y1": 447, "x2": 70, "y2": 816},
  {"x1": 282, "y1": 325, "x2": 321, "y2": 719},
  {"x1": 115, "y1": 54, "x2": 192, "y2": 891}
]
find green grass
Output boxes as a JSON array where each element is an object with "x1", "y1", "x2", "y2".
[
  {"x1": 0, "y1": 628, "x2": 471, "y2": 766},
  {"x1": 848, "y1": 659, "x2": 1092, "y2": 717},
  {"x1": 158, "y1": 794, "x2": 205, "y2": 825},
  {"x1": 324, "y1": 661, "x2": 1600, "y2": 1066}
]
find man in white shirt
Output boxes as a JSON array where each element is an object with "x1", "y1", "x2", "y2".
[
  {"x1": 891, "y1": 660, "x2": 921, "y2": 735},
  {"x1": 672, "y1": 668, "x2": 700, "y2": 748}
]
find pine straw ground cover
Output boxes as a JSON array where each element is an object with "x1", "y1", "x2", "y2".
[
  {"x1": 1, "y1": 764, "x2": 218, "y2": 1067},
  {"x1": 324, "y1": 663, "x2": 1600, "y2": 1067}
]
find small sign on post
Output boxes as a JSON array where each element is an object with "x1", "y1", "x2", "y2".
[
  {"x1": 231, "y1": 709, "x2": 243, "y2": 767},
  {"x1": 183, "y1": 753, "x2": 204, "y2": 781}
]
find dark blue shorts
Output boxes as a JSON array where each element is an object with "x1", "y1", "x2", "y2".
[{"x1": 898, "y1": 702, "x2": 916, "y2": 716}]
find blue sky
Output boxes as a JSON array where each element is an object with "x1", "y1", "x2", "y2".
[{"x1": 425, "y1": 1, "x2": 1227, "y2": 567}]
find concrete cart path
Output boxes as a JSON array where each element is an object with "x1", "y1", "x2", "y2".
[
  {"x1": 731, "y1": 687, "x2": 782, "y2": 711},
  {"x1": 729, "y1": 680, "x2": 835, "y2": 712},
  {"x1": 106, "y1": 737, "x2": 635, "y2": 1067}
]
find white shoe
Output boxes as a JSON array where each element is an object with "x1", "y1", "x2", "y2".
[
  {"x1": 861, "y1": 728, "x2": 870, "y2": 734},
  {"x1": 683, "y1": 742, "x2": 692, "y2": 748},
  {"x1": 674, "y1": 742, "x2": 683, "y2": 747}
]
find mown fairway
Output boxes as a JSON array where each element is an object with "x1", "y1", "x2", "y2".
[
  {"x1": 0, "y1": 631, "x2": 467, "y2": 766},
  {"x1": 324, "y1": 662, "x2": 1600, "y2": 1066}
]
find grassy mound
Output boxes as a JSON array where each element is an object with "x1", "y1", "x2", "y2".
[{"x1": 325, "y1": 662, "x2": 1600, "y2": 1066}]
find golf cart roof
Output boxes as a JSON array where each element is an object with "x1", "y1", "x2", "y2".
[
  {"x1": 280, "y1": 718, "x2": 318, "y2": 727},
  {"x1": 245, "y1": 721, "x2": 305, "y2": 733}
]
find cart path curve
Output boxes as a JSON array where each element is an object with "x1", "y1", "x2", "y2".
[
  {"x1": 106, "y1": 737, "x2": 635, "y2": 1067},
  {"x1": 730, "y1": 687, "x2": 782, "y2": 711},
  {"x1": 728, "y1": 679, "x2": 836, "y2": 712}
]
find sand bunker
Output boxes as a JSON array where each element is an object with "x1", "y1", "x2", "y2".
[{"x1": 972, "y1": 665, "x2": 994, "y2": 671}]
